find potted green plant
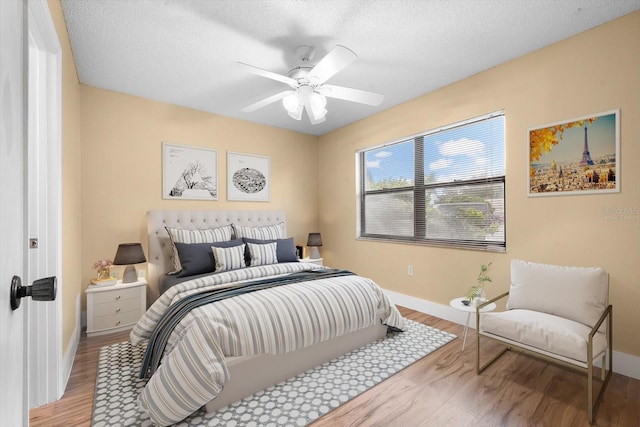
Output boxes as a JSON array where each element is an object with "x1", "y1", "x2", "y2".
[{"x1": 466, "y1": 262, "x2": 492, "y2": 305}]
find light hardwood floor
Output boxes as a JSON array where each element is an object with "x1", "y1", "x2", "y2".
[{"x1": 30, "y1": 307, "x2": 640, "y2": 426}]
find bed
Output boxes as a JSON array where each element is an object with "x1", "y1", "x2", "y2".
[{"x1": 131, "y1": 209, "x2": 405, "y2": 426}]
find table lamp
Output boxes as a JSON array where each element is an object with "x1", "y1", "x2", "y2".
[
  {"x1": 113, "y1": 243, "x2": 146, "y2": 283},
  {"x1": 306, "y1": 232, "x2": 323, "y2": 259}
]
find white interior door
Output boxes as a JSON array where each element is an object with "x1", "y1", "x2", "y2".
[
  {"x1": 0, "y1": 0, "x2": 28, "y2": 425},
  {"x1": 27, "y1": 0, "x2": 63, "y2": 406}
]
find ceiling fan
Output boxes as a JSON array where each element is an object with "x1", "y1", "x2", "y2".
[{"x1": 239, "y1": 45, "x2": 384, "y2": 125}]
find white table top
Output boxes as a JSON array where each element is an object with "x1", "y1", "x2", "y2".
[{"x1": 449, "y1": 296, "x2": 496, "y2": 313}]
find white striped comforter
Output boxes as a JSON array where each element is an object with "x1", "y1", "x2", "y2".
[{"x1": 130, "y1": 262, "x2": 405, "y2": 426}]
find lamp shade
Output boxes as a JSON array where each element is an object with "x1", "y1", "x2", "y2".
[
  {"x1": 113, "y1": 243, "x2": 146, "y2": 283},
  {"x1": 306, "y1": 233, "x2": 323, "y2": 247},
  {"x1": 113, "y1": 243, "x2": 146, "y2": 265}
]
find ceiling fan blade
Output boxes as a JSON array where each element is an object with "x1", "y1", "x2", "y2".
[
  {"x1": 319, "y1": 84, "x2": 384, "y2": 106},
  {"x1": 302, "y1": 94, "x2": 326, "y2": 125},
  {"x1": 307, "y1": 45, "x2": 357, "y2": 85},
  {"x1": 237, "y1": 62, "x2": 298, "y2": 88},
  {"x1": 242, "y1": 90, "x2": 294, "y2": 112}
]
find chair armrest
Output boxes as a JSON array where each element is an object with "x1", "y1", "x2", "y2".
[
  {"x1": 476, "y1": 291, "x2": 509, "y2": 312},
  {"x1": 476, "y1": 291, "x2": 509, "y2": 334},
  {"x1": 588, "y1": 304, "x2": 612, "y2": 363},
  {"x1": 589, "y1": 304, "x2": 612, "y2": 339}
]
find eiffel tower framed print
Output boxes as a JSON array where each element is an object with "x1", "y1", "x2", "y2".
[{"x1": 528, "y1": 109, "x2": 619, "y2": 197}]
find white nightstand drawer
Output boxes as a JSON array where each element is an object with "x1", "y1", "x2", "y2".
[
  {"x1": 86, "y1": 278, "x2": 147, "y2": 337},
  {"x1": 93, "y1": 297, "x2": 141, "y2": 317},
  {"x1": 92, "y1": 310, "x2": 143, "y2": 331},
  {"x1": 91, "y1": 286, "x2": 141, "y2": 304}
]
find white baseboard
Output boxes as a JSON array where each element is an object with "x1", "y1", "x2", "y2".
[
  {"x1": 59, "y1": 293, "x2": 81, "y2": 397},
  {"x1": 610, "y1": 351, "x2": 640, "y2": 380},
  {"x1": 384, "y1": 289, "x2": 640, "y2": 380}
]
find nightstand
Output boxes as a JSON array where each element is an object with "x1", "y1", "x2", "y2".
[
  {"x1": 301, "y1": 257, "x2": 323, "y2": 266},
  {"x1": 86, "y1": 278, "x2": 147, "y2": 337}
]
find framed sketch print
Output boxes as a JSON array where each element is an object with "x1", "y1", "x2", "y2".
[
  {"x1": 227, "y1": 151, "x2": 270, "y2": 201},
  {"x1": 528, "y1": 109, "x2": 619, "y2": 197},
  {"x1": 162, "y1": 142, "x2": 218, "y2": 200}
]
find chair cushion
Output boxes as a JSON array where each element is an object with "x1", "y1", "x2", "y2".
[
  {"x1": 480, "y1": 309, "x2": 607, "y2": 363},
  {"x1": 507, "y1": 259, "x2": 608, "y2": 327}
]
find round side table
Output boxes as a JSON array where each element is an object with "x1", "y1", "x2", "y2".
[{"x1": 449, "y1": 297, "x2": 496, "y2": 351}]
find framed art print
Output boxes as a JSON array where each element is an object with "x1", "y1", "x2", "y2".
[
  {"x1": 528, "y1": 109, "x2": 619, "y2": 197},
  {"x1": 162, "y1": 142, "x2": 218, "y2": 200},
  {"x1": 227, "y1": 151, "x2": 270, "y2": 201}
]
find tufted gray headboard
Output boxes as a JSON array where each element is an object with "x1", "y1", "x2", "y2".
[{"x1": 146, "y1": 210, "x2": 286, "y2": 302}]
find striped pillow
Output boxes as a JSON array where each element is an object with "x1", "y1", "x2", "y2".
[
  {"x1": 232, "y1": 222, "x2": 285, "y2": 240},
  {"x1": 212, "y1": 244, "x2": 246, "y2": 272},
  {"x1": 166, "y1": 225, "x2": 233, "y2": 273},
  {"x1": 246, "y1": 242, "x2": 278, "y2": 267}
]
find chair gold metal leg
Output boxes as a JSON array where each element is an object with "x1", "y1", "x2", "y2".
[
  {"x1": 475, "y1": 298, "x2": 510, "y2": 374},
  {"x1": 476, "y1": 330, "x2": 509, "y2": 375},
  {"x1": 587, "y1": 358, "x2": 594, "y2": 423},
  {"x1": 477, "y1": 347, "x2": 508, "y2": 374},
  {"x1": 587, "y1": 306, "x2": 613, "y2": 424}
]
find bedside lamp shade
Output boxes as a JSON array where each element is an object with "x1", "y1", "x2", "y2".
[
  {"x1": 113, "y1": 243, "x2": 146, "y2": 283},
  {"x1": 306, "y1": 233, "x2": 323, "y2": 259}
]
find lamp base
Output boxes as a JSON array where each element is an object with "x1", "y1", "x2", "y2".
[
  {"x1": 308, "y1": 247, "x2": 320, "y2": 259},
  {"x1": 122, "y1": 265, "x2": 138, "y2": 283}
]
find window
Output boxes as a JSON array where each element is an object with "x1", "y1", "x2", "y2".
[{"x1": 358, "y1": 112, "x2": 505, "y2": 251}]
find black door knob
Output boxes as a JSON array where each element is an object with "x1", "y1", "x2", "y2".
[{"x1": 10, "y1": 275, "x2": 57, "y2": 310}]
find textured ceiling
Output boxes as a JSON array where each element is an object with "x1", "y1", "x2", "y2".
[{"x1": 60, "y1": 0, "x2": 640, "y2": 136}]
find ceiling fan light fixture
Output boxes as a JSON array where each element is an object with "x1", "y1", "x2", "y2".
[
  {"x1": 288, "y1": 104, "x2": 303, "y2": 120},
  {"x1": 309, "y1": 92, "x2": 327, "y2": 120},
  {"x1": 282, "y1": 92, "x2": 300, "y2": 113}
]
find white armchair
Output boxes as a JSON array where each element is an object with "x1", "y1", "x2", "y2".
[{"x1": 476, "y1": 259, "x2": 612, "y2": 424}]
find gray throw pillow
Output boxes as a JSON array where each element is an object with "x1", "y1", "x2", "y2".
[
  {"x1": 242, "y1": 237, "x2": 299, "y2": 265},
  {"x1": 175, "y1": 239, "x2": 243, "y2": 277}
]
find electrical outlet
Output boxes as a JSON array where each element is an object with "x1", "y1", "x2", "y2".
[
  {"x1": 138, "y1": 269, "x2": 146, "y2": 278},
  {"x1": 408, "y1": 265, "x2": 414, "y2": 276}
]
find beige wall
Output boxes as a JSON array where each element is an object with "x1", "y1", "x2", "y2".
[
  {"x1": 319, "y1": 11, "x2": 640, "y2": 357},
  {"x1": 79, "y1": 86, "x2": 319, "y2": 302},
  {"x1": 49, "y1": 0, "x2": 83, "y2": 357}
]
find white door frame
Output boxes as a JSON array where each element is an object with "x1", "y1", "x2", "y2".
[{"x1": 27, "y1": 0, "x2": 63, "y2": 405}]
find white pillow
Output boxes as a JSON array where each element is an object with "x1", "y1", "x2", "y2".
[
  {"x1": 166, "y1": 225, "x2": 233, "y2": 273},
  {"x1": 507, "y1": 259, "x2": 608, "y2": 327},
  {"x1": 232, "y1": 222, "x2": 285, "y2": 240},
  {"x1": 212, "y1": 244, "x2": 246, "y2": 272},
  {"x1": 247, "y1": 242, "x2": 278, "y2": 267}
]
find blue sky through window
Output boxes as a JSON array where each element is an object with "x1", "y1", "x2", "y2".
[{"x1": 366, "y1": 116, "x2": 505, "y2": 185}]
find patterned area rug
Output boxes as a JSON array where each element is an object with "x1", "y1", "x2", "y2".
[{"x1": 92, "y1": 319, "x2": 455, "y2": 426}]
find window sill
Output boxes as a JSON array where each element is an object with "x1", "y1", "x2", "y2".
[{"x1": 356, "y1": 236, "x2": 506, "y2": 253}]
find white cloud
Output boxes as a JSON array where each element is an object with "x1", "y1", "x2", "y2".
[
  {"x1": 439, "y1": 138, "x2": 484, "y2": 157},
  {"x1": 429, "y1": 158, "x2": 453, "y2": 170},
  {"x1": 375, "y1": 151, "x2": 392, "y2": 158},
  {"x1": 367, "y1": 159, "x2": 381, "y2": 168}
]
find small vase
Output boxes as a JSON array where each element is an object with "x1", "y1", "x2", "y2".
[
  {"x1": 97, "y1": 268, "x2": 111, "y2": 280},
  {"x1": 472, "y1": 285, "x2": 486, "y2": 306}
]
